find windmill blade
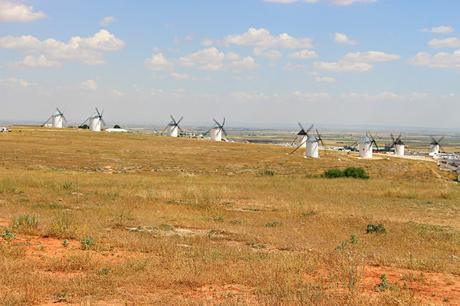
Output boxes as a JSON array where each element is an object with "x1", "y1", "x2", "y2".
[
  {"x1": 202, "y1": 128, "x2": 213, "y2": 136},
  {"x1": 390, "y1": 133, "x2": 395, "y2": 143},
  {"x1": 297, "y1": 122, "x2": 305, "y2": 132},
  {"x1": 160, "y1": 124, "x2": 170, "y2": 135},
  {"x1": 42, "y1": 116, "x2": 52, "y2": 126},
  {"x1": 80, "y1": 117, "x2": 90, "y2": 127},
  {"x1": 62, "y1": 115, "x2": 68, "y2": 123},
  {"x1": 289, "y1": 138, "x2": 307, "y2": 154},
  {"x1": 176, "y1": 116, "x2": 184, "y2": 125},
  {"x1": 101, "y1": 119, "x2": 106, "y2": 126},
  {"x1": 222, "y1": 128, "x2": 228, "y2": 138},
  {"x1": 95, "y1": 107, "x2": 102, "y2": 117},
  {"x1": 316, "y1": 129, "x2": 324, "y2": 146},
  {"x1": 305, "y1": 124, "x2": 314, "y2": 136},
  {"x1": 371, "y1": 136, "x2": 379, "y2": 150},
  {"x1": 56, "y1": 107, "x2": 64, "y2": 116},
  {"x1": 170, "y1": 115, "x2": 177, "y2": 125},
  {"x1": 212, "y1": 118, "x2": 220, "y2": 127},
  {"x1": 290, "y1": 135, "x2": 300, "y2": 146},
  {"x1": 222, "y1": 117, "x2": 226, "y2": 127},
  {"x1": 438, "y1": 136, "x2": 445, "y2": 144},
  {"x1": 430, "y1": 136, "x2": 437, "y2": 144},
  {"x1": 177, "y1": 126, "x2": 184, "y2": 133}
]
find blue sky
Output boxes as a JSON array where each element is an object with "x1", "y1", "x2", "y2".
[{"x1": 0, "y1": 0, "x2": 459, "y2": 129}]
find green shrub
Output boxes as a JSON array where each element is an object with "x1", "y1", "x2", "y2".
[
  {"x1": 367, "y1": 224, "x2": 386, "y2": 234},
  {"x1": 1, "y1": 228, "x2": 15, "y2": 241},
  {"x1": 80, "y1": 236, "x2": 95, "y2": 250},
  {"x1": 375, "y1": 274, "x2": 391, "y2": 291},
  {"x1": 324, "y1": 168, "x2": 345, "y2": 178},
  {"x1": 324, "y1": 167, "x2": 369, "y2": 179},
  {"x1": 343, "y1": 167, "x2": 369, "y2": 179}
]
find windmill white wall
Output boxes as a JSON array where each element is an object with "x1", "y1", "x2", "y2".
[
  {"x1": 358, "y1": 141, "x2": 373, "y2": 158},
  {"x1": 299, "y1": 135, "x2": 307, "y2": 148},
  {"x1": 429, "y1": 144, "x2": 440, "y2": 156},
  {"x1": 89, "y1": 118, "x2": 102, "y2": 132},
  {"x1": 394, "y1": 144, "x2": 405, "y2": 156},
  {"x1": 52, "y1": 115, "x2": 64, "y2": 128},
  {"x1": 168, "y1": 126, "x2": 179, "y2": 137},
  {"x1": 305, "y1": 137, "x2": 319, "y2": 158},
  {"x1": 210, "y1": 128, "x2": 222, "y2": 141}
]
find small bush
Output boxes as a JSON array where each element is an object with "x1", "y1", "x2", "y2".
[
  {"x1": 324, "y1": 168, "x2": 345, "y2": 178},
  {"x1": 343, "y1": 167, "x2": 369, "y2": 179},
  {"x1": 13, "y1": 215, "x2": 38, "y2": 232},
  {"x1": 375, "y1": 274, "x2": 391, "y2": 291},
  {"x1": 259, "y1": 169, "x2": 275, "y2": 176},
  {"x1": 80, "y1": 236, "x2": 95, "y2": 250},
  {"x1": 324, "y1": 167, "x2": 369, "y2": 179},
  {"x1": 265, "y1": 221, "x2": 281, "y2": 228},
  {"x1": 1, "y1": 228, "x2": 15, "y2": 241},
  {"x1": 367, "y1": 224, "x2": 386, "y2": 234}
]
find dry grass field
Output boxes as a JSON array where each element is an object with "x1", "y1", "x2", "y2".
[{"x1": 0, "y1": 127, "x2": 459, "y2": 305}]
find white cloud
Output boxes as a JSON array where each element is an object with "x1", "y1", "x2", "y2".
[
  {"x1": 422, "y1": 26, "x2": 454, "y2": 34},
  {"x1": 170, "y1": 72, "x2": 190, "y2": 80},
  {"x1": 314, "y1": 75, "x2": 336, "y2": 83},
  {"x1": 428, "y1": 37, "x2": 460, "y2": 49},
  {"x1": 112, "y1": 89, "x2": 124, "y2": 97},
  {"x1": 179, "y1": 47, "x2": 258, "y2": 71},
  {"x1": 0, "y1": 29, "x2": 125, "y2": 66},
  {"x1": 334, "y1": 32, "x2": 357, "y2": 45},
  {"x1": 314, "y1": 51, "x2": 399, "y2": 72},
  {"x1": 288, "y1": 49, "x2": 318, "y2": 59},
  {"x1": 0, "y1": 0, "x2": 45, "y2": 22},
  {"x1": 331, "y1": 0, "x2": 376, "y2": 5},
  {"x1": 100, "y1": 16, "x2": 115, "y2": 27},
  {"x1": 264, "y1": 0, "x2": 297, "y2": 3},
  {"x1": 254, "y1": 48, "x2": 283, "y2": 60},
  {"x1": 227, "y1": 54, "x2": 258, "y2": 71},
  {"x1": 20, "y1": 54, "x2": 61, "y2": 67},
  {"x1": 180, "y1": 47, "x2": 225, "y2": 71},
  {"x1": 0, "y1": 77, "x2": 31, "y2": 87},
  {"x1": 409, "y1": 50, "x2": 460, "y2": 69},
  {"x1": 342, "y1": 51, "x2": 400, "y2": 62},
  {"x1": 291, "y1": 91, "x2": 330, "y2": 100},
  {"x1": 314, "y1": 61, "x2": 372, "y2": 72},
  {"x1": 144, "y1": 52, "x2": 172, "y2": 71},
  {"x1": 81, "y1": 79, "x2": 98, "y2": 90},
  {"x1": 224, "y1": 27, "x2": 313, "y2": 50}
]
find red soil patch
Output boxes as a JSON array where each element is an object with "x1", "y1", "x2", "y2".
[
  {"x1": 0, "y1": 217, "x2": 9, "y2": 227},
  {"x1": 363, "y1": 265, "x2": 460, "y2": 305}
]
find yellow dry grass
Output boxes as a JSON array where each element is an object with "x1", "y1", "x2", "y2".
[{"x1": 0, "y1": 127, "x2": 459, "y2": 305}]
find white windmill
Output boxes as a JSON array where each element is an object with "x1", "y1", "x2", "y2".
[
  {"x1": 390, "y1": 134, "x2": 405, "y2": 156},
  {"x1": 289, "y1": 124, "x2": 324, "y2": 158},
  {"x1": 429, "y1": 136, "x2": 444, "y2": 156},
  {"x1": 291, "y1": 123, "x2": 312, "y2": 149},
  {"x1": 205, "y1": 118, "x2": 228, "y2": 141},
  {"x1": 161, "y1": 115, "x2": 184, "y2": 137},
  {"x1": 80, "y1": 108, "x2": 106, "y2": 132},
  {"x1": 43, "y1": 108, "x2": 67, "y2": 128},
  {"x1": 358, "y1": 133, "x2": 378, "y2": 159}
]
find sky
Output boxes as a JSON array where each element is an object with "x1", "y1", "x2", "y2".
[{"x1": 0, "y1": 0, "x2": 459, "y2": 129}]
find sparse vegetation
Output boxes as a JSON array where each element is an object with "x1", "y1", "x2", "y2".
[
  {"x1": 80, "y1": 236, "x2": 95, "y2": 250},
  {"x1": 366, "y1": 224, "x2": 386, "y2": 234},
  {"x1": 0, "y1": 127, "x2": 458, "y2": 305}
]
